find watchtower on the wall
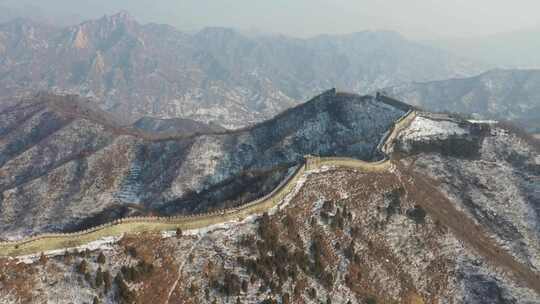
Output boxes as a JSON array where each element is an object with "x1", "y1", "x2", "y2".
[{"x1": 304, "y1": 155, "x2": 321, "y2": 170}]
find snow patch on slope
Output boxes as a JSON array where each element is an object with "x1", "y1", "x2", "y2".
[{"x1": 400, "y1": 116, "x2": 468, "y2": 141}]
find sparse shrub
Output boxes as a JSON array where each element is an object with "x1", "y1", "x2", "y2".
[
  {"x1": 322, "y1": 272, "x2": 334, "y2": 289},
  {"x1": 261, "y1": 298, "x2": 277, "y2": 304},
  {"x1": 351, "y1": 226, "x2": 361, "y2": 239},
  {"x1": 406, "y1": 135, "x2": 482, "y2": 158},
  {"x1": 406, "y1": 205, "x2": 427, "y2": 224},
  {"x1": 223, "y1": 271, "x2": 242, "y2": 296},
  {"x1": 63, "y1": 251, "x2": 73, "y2": 264},
  {"x1": 283, "y1": 213, "x2": 303, "y2": 246},
  {"x1": 344, "y1": 241, "x2": 355, "y2": 260},
  {"x1": 39, "y1": 252, "x2": 48, "y2": 264},
  {"x1": 121, "y1": 260, "x2": 154, "y2": 282},
  {"x1": 353, "y1": 253, "x2": 362, "y2": 264},
  {"x1": 189, "y1": 282, "x2": 199, "y2": 294},
  {"x1": 137, "y1": 260, "x2": 154, "y2": 275},
  {"x1": 435, "y1": 219, "x2": 448, "y2": 234},
  {"x1": 320, "y1": 210, "x2": 330, "y2": 220},
  {"x1": 241, "y1": 280, "x2": 248, "y2": 293},
  {"x1": 95, "y1": 267, "x2": 104, "y2": 288},
  {"x1": 77, "y1": 259, "x2": 88, "y2": 274},
  {"x1": 103, "y1": 270, "x2": 112, "y2": 292},
  {"x1": 115, "y1": 274, "x2": 136, "y2": 304},
  {"x1": 366, "y1": 296, "x2": 377, "y2": 304},
  {"x1": 322, "y1": 201, "x2": 334, "y2": 213},
  {"x1": 282, "y1": 293, "x2": 291, "y2": 304},
  {"x1": 258, "y1": 213, "x2": 279, "y2": 253},
  {"x1": 97, "y1": 252, "x2": 106, "y2": 264},
  {"x1": 126, "y1": 246, "x2": 138, "y2": 258},
  {"x1": 330, "y1": 209, "x2": 344, "y2": 230},
  {"x1": 384, "y1": 189, "x2": 402, "y2": 219},
  {"x1": 238, "y1": 234, "x2": 256, "y2": 249},
  {"x1": 84, "y1": 272, "x2": 92, "y2": 285},
  {"x1": 309, "y1": 287, "x2": 317, "y2": 299}
]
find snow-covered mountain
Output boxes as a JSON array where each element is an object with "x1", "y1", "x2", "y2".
[
  {"x1": 1, "y1": 99, "x2": 538, "y2": 304},
  {"x1": 0, "y1": 90, "x2": 405, "y2": 238},
  {"x1": 0, "y1": 12, "x2": 485, "y2": 128},
  {"x1": 0, "y1": 12, "x2": 538, "y2": 302}
]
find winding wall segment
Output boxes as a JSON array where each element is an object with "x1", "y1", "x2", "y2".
[{"x1": 0, "y1": 108, "x2": 417, "y2": 257}]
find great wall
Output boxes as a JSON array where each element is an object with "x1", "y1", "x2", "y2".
[{"x1": 0, "y1": 94, "x2": 417, "y2": 257}]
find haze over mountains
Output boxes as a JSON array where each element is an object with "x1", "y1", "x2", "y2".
[{"x1": 0, "y1": 12, "x2": 486, "y2": 128}]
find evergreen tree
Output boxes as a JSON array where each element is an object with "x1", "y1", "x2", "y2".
[{"x1": 97, "y1": 252, "x2": 106, "y2": 264}]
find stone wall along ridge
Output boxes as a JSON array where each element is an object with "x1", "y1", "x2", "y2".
[{"x1": 0, "y1": 107, "x2": 417, "y2": 257}]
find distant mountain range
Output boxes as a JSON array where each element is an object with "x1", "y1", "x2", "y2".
[
  {"x1": 384, "y1": 69, "x2": 540, "y2": 132},
  {"x1": 0, "y1": 12, "x2": 485, "y2": 128}
]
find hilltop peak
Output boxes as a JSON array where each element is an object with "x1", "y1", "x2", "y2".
[
  {"x1": 64, "y1": 10, "x2": 138, "y2": 49},
  {"x1": 74, "y1": 10, "x2": 137, "y2": 30},
  {"x1": 105, "y1": 10, "x2": 135, "y2": 23}
]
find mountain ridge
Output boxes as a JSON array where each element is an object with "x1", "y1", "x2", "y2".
[
  {"x1": 0, "y1": 90, "x2": 407, "y2": 239},
  {"x1": 0, "y1": 12, "x2": 486, "y2": 128}
]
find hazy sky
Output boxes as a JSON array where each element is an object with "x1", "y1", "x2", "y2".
[{"x1": 2, "y1": 0, "x2": 540, "y2": 38}]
